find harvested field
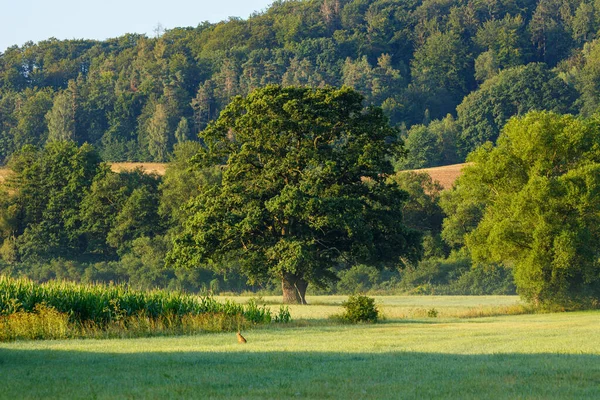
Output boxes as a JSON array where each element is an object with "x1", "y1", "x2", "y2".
[
  {"x1": 0, "y1": 167, "x2": 11, "y2": 184},
  {"x1": 404, "y1": 163, "x2": 469, "y2": 190},
  {"x1": 110, "y1": 162, "x2": 167, "y2": 175},
  {"x1": 5, "y1": 162, "x2": 466, "y2": 188},
  {"x1": 1, "y1": 163, "x2": 167, "y2": 180}
]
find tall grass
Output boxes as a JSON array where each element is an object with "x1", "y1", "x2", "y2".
[{"x1": 0, "y1": 276, "x2": 283, "y2": 341}]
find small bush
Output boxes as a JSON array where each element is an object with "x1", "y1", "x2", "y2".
[
  {"x1": 427, "y1": 308, "x2": 438, "y2": 318},
  {"x1": 274, "y1": 305, "x2": 291, "y2": 323},
  {"x1": 341, "y1": 295, "x2": 379, "y2": 323}
]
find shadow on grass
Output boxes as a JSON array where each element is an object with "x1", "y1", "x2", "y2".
[{"x1": 1, "y1": 347, "x2": 599, "y2": 399}]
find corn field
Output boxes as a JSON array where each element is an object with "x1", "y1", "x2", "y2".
[{"x1": 0, "y1": 275, "x2": 272, "y2": 325}]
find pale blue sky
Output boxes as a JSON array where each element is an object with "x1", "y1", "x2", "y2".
[{"x1": 1, "y1": 0, "x2": 275, "y2": 52}]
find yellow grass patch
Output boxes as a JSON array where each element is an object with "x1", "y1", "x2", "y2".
[
  {"x1": 0, "y1": 167, "x2": 12, "y2": 184},
  {"x1": 109, "y1": 162, "x2": 167, "y2": 175},
  {"x1": 404, "y1": 163, "x2": 470, "y2": 190}
]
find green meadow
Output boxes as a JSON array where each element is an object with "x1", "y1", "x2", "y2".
[{"x1": 1, "y1": 296, "x2": 599, "y2": 399}]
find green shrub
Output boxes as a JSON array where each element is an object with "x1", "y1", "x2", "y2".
[
  {"x1": 342, "y1": 295, "x2": 379, "y2": 323},
  {"x1": 427, "y1": 308, "x2": 438, "y2": 318},
  {"x1": 274, "y1": 305, "x2": 291, "y2": 323}
]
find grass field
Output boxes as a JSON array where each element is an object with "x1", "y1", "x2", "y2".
[
  {"x1": 1, "y1": 297, "x2": 598, "y2": 399},
  {"x1": 220, "y1": 295, "x2": 525, "y2": 319}
]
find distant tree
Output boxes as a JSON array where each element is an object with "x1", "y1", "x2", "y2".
[
  {"x1": 13, "y1": 88, "x2": 54, "y2": 149},
  {"x1": 397, "y1": 114, "x2": 459, "y2": 169},
  {"x1": 79, "y1": 167, "x2": 161, "y2": 256},
  {"x1": 174, "y1": 117, "x2": 191, "y2": 144},
  {"x1": 571, "y1": 2, "x2": 597, "y2": 43},
  {"x1": 168, "y1": 86, "x2": 422, "y2": 304},
  {"x1": 159, "y1": 141, "x2": 222, "y2": 228},
  {"x1": 575, "y1": 39, "x2": 600, "y2": 116},
  {"x1": 456, "y1": 63, "x2": 578, "y2": 158},
  {"x1": 475, "y1": 14, "x2": 527, "y2": 74},
  {"x1": 46, "y1": 89, "x2": 77, "y2": 143},
  {"x1": 106, "y1": 185, "x2": 162, "y2": 255},
  {"x1": 145, "y1": 102, "x2": 170, "y2": 162},
  {"x1": 391, "y1": 172, "x2": 444, "y2": 235},
  {"x1": 4, "y1": 141, "x2": 101, "y2": 260},
  {"x1": 399, "y1": 124, "x2": 442, "y2": 169},
  {"x1": 411, "y1": 30, "x2": 472, "y2": 118},
  {"x1": 392, "y1": 172, "x2": 447, "y2": 259},
  {"x1": 191, "y1": 80, "x2": 218, "y2": 133},
  {"x1": 528, "y1": 0, "x2": 573, "y2": 65}
]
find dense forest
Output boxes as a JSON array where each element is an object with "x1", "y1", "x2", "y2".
[
  {"x1": 2, "y1": 0, "x2": 600, "y2": 166},
  {"x1": 1, "y1": 0, "x2": 600, "y2": 305}
]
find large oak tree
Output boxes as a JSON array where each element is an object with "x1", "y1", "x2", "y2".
[{"x1": 167, "y1": 85, "x2": 421, "y2": 303}]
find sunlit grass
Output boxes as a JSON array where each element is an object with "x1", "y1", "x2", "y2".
[
  {"x1": 1, "y1": 311, "x2": 599, "y2": 399},
  {"x1": 218, "y1": 295, "x2": 525, "y2": 319}
]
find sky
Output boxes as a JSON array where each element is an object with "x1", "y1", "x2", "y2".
[{"x1": 0, "y1": 0, "x2": 275, "y2": 52}]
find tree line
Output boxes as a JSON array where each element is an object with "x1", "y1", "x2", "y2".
[
  {"x1": 2, "y1": 0, "x2": 600, "y2": 167},
  {"x1": 1, "y1": 85, "x2": 598, "y2": 306}
]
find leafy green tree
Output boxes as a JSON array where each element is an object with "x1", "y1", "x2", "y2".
[
  {"x1": 168, "y1": 86, "x2": 422, "y2": 304},
  {"x1": 571, "y1": 2, "x2": 597, "y2": 43},
  {"x1": 475, "y1": 14, "x2": 527, "y2": 74},
  {"x1": 145, "y1": 102, "x2": 171, "y2": 162},
  {"x1": 45, "y1": 89, "x2": 76, "y2": 143},
  {"x1": 452, "y1": 112, "x2": 600, "y2": 307},
  {"x1": 398, "y1": 124, "x2": 442, "y2": 169},
  {"x1": 4, "y1": 141, "x2": 101, "y2": 260},
  {"x1": 439, "y1": 164, "x2": 486, "y2": 250},
  {"x1": 411, "y1": 30, "x2": 472, "y2": 118},
  {"x1": 474, "y1": 51, "x2": 500, "y2": 82},
  {"x1": 397, "y1": 114, "x2": 459, "y2": 169},
  {"x1": 174, "y1": 117, "x2": 191, "y2": 144},
  {"x1": 456, "y1": 63, "x2": 578, "y2": 157},
  {"x1": 79, "y1": 167, "x2": 161, "y2": 256},
  {"x1": 159, "y1": 141, "x2": 222, "y2": 228},
  {"x1": 391, "y1": 171, "x2": 447, "y2": 258},
  {"x1": 106, "y1": 185, "x2": 162, "y2": 255},
  {"x1": 575, "y1": 39, "x2": 600, "y2": 116}
]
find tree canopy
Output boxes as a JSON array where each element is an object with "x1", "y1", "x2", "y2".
[
  {"x1": 167, "y1": 85, "x2": 422, "y2": 303},
  {"x1": 443, "y1": 112, "x2": 600, "y2": 307},
  {"x1": 1, "y1": 0, "x2": 600, "y2": 166}
]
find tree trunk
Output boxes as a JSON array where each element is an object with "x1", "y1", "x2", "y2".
[
  {"x1": 295, "y1": 278, "x2": 308, "y2": 305},
  {"x1": 282, "y1": 273, "x2": 309, "y2": 304}
]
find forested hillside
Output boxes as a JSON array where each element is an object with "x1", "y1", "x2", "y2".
[
  {"x1": 2, "y1": 0, "x2": 600, "y2": 166},
  {"x1": 2, "y1": 0, "x2": 600, "y2": 306}
]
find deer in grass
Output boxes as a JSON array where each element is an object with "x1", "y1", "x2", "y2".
[{"x1": 236, "y1": 331, "x2": 247, "y2": 343}]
